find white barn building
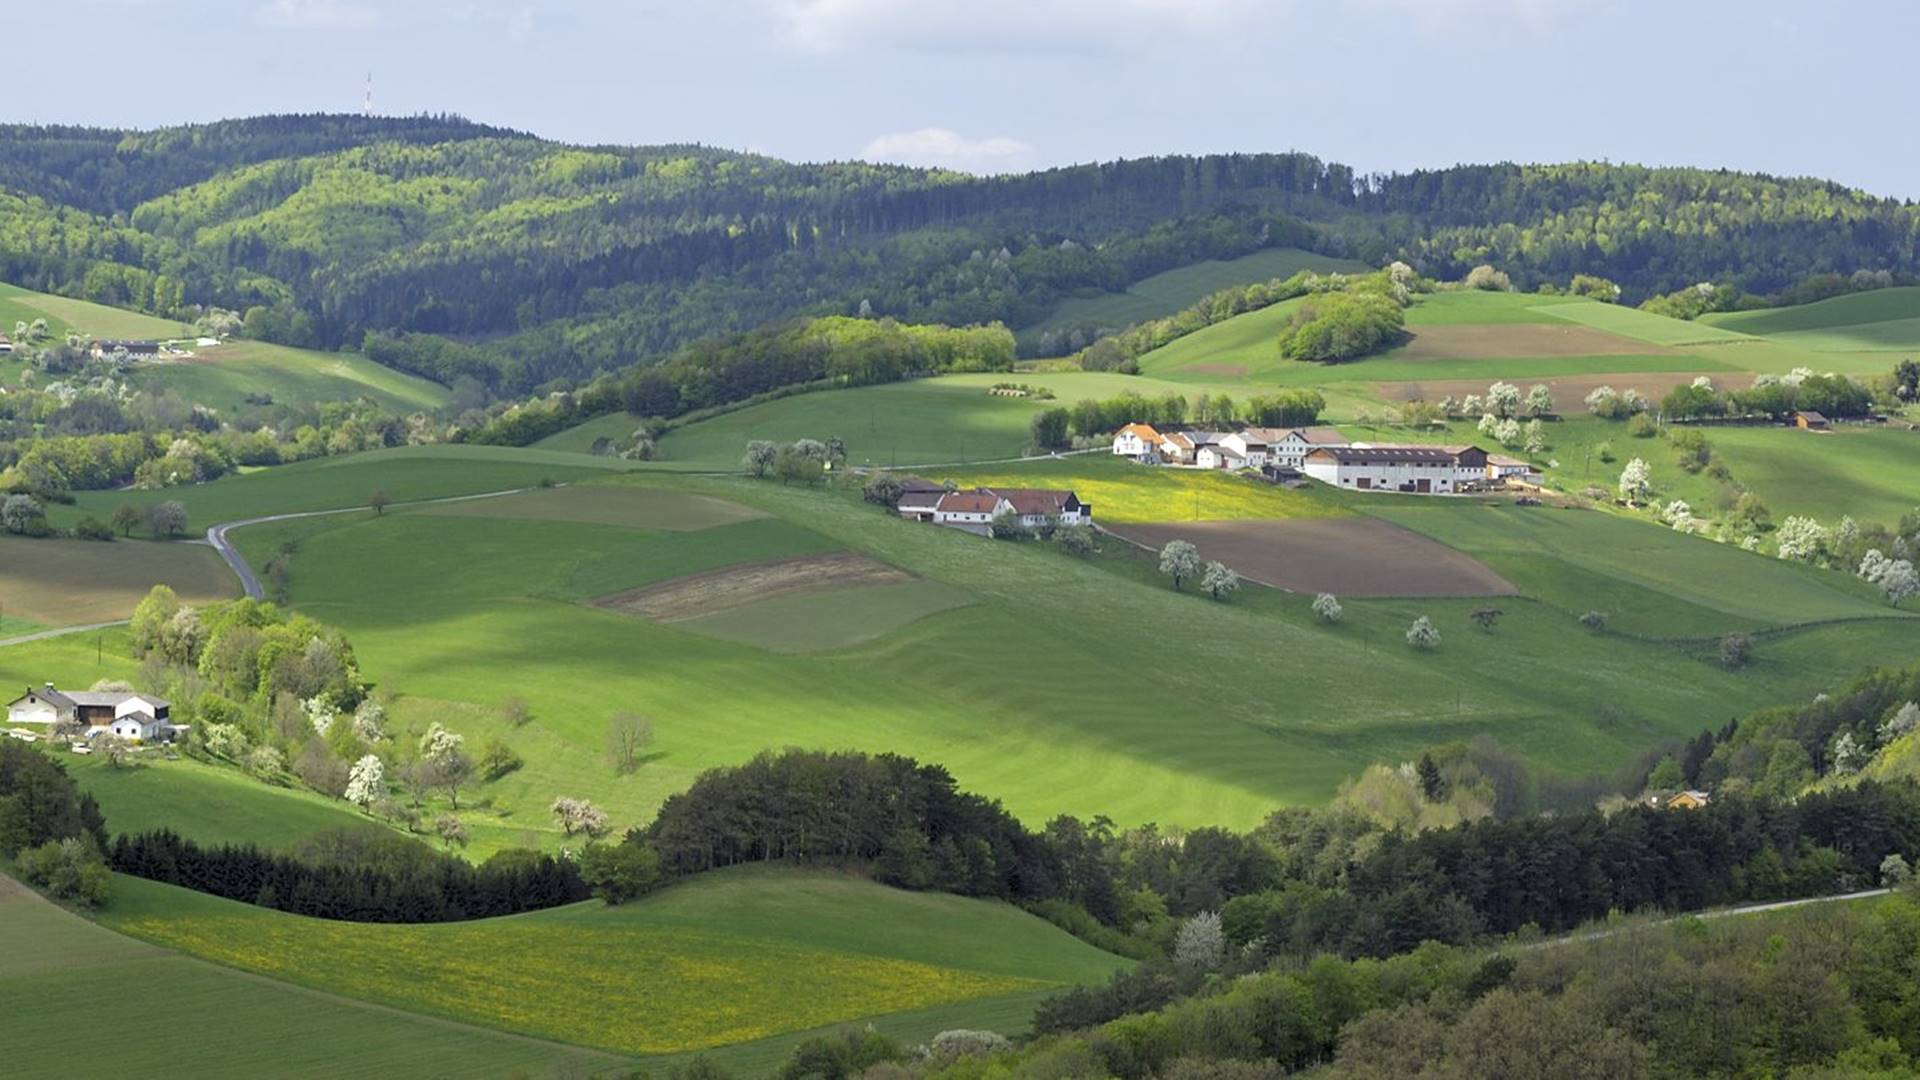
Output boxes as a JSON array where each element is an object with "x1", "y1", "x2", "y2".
[{"x1": 1302, "y1": 445, "x2": 1490, "y2": 494}]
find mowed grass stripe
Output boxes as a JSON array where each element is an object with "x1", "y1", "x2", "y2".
[
  {"x1": 1703, "y1": 286, "x2": 1920, "y2": 336},
  {"x1": 100, "y1": 867, "x2": 1125, "y2": 1056}
]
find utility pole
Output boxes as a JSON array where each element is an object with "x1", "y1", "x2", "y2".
[{"x1": 363, "y1": 73, "x2": 374, "y2": 116}]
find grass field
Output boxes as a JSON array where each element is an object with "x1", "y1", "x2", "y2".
[
  {"x1": 0, "y1": 875, "x2": 625, "y2": 1079},
  {"x1": 179, "y1": 455, "x2": 1920, "y2": 847},
  {"x1": 674, "y1": 579, "x2": 976, "y2": 652},
  {"x1": 1134, "y1": 292, "x2": 1731, "y2": 386},
  {"x1": 1704, "y1": 286, "x2": 1920, "y2": 340},
  {"x1": 0, "y1": 534, "x2": 237, "y2": 627},
  {"x1": 101, "y1": 865, "x2": 1126, "y2": 1057},
  {"x1": 61, "y1": 752, "x2": 379, "y2": 849},
  {"x1": 1537, "y1": 299, "x2": 1755, "y2": 346},
  {"x1": 939, "y1": 452, "x2": 1350, "y2": 523},
  {"x1": 137, "y1": 339, "x2": 452, "y2": 414},
  {"x1": 52, "y1": 444, "x2": 632, "y2": 531},
  {"x1": 1018, "y1": 247, "x2": 1371, "y2": 349},
  {"x1": 0, "y1": 280, "x2": 189, "y2": 342}
]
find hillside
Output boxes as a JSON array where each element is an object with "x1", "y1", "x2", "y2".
[
  {"x1": 8, "y1": 116, "x2": 1920, "y2": 393},
  {"x1": 97, "y1": 865, "x2": 1125, "y2": 1060}
]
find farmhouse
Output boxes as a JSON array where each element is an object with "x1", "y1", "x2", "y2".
[
  {"x1": 902, "y1": 486, "x2": 1091, "y2": 536},
  {"x1": 1267, "y1": 427, "x2": 1349, "y2": 470},
  {"x1": 1793, "y1": 410, "x2": 1830, "y2": 431},
  {"x1": 1302, "y1": 445, "x2": 1490, "y2": 494},
  {"x1": 1157, "y1": 431, "x2": 1196, "y2": 465},
  {"x1": 1195, "y1": 444, "x2": 1248, "y2": 471},
  {"x1": 1218, "y1": 431, "x2": 1270, "y2": 467},
  {"x1": 6, "y1": 684, "x2": 173, "y2": 740},
  {"x1": 1487, "y1": 454, "x2": 1543, "y2": 486},
  {"x1": 1111, "y1": 423, "x2": 1163, "y2": 461}
]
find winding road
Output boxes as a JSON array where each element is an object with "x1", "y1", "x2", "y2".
[{"x1": 203, "y1": 486, "x2": 548, "y2": 600}]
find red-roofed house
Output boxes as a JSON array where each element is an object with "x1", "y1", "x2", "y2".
[{"x1": 1111, "y1": 423, "x2": 1163, "y2": 460}]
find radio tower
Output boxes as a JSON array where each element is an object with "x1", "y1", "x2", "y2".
[{"x1": 363, "y1": 73, "x2": 374, "y2": 116}]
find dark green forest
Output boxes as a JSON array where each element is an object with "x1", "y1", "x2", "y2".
[{"x1": 4, "y1": 114, "x2": 1920, "y2": 395}]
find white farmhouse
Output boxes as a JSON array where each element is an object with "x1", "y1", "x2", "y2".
[
  {"x1": 1195, "y1": 444, "x2": 1248, "y2": 471},
  {"x1": 1302, "y1": 445, "x2": 1490, "y2": 494},
  {"x1": 1218, "y1": 431, "x2": 1270, "y2": 467},
  {"x1": 1267, "y1": 427, "x2": 1349, "y2": 470},
  {"x1": 6, "y1": 684, "x2": 174, "y2": 741},
  {"x1": 1111, "y1": 423, "x2": 1163, "y2": 461}
]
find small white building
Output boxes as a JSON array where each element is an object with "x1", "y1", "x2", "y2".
[
  {"x1": 1157, "y1": 432, "x2": 1196, "y2": 465},
  {"x1": 931, "y1": 490, "x2": 1007, "y2": 536},
  {"x1": 1302, "y1": 445, "x2": 1490, "y2": 494},
  {"x1": 1195, "y1": 444, "x2": 1248, "y2": 471},
  {"x1": 1487, "y1": 454, "x2": 1543, "y2": 487},
  {"x1": 1219, "y1": 432, "x2": 1270, "y2": 468},
  {"x1": 1111, "y1": 423, "x2": 1163, "y2": 461}
]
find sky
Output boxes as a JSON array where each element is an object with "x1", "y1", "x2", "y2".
[{"x1": 14, "y1": 0, "x2": 1920, "y2": 197}]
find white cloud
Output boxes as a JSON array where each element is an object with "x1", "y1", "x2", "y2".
[
  {"x1": 254, "y1": 0, "x2": 381, "y2": 29},
  {"x1": 860, "y1": 128, "x2": 1035, "y2": 172},
  {"x1": 774, "y1": 0, "x2": 1257, "y2": 55}
]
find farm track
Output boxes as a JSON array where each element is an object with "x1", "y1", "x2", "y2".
[
  {"x1": 0, "y1": 620, "x2": 128, "y2": 648},
  {"x1": 205, "y1": 486, "x2": 550, "y2": 599}
]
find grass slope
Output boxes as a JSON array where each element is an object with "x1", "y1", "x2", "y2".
[
  {"x1": 62, "y1": 752, "x2": 379, "y2": 850},
  {"x1": 1704, "y1": 287, "x2": 1920, "y2": 337},
  {"x1": 0, "y1": 534, "x2": 237, "y2": 627},
  {"x1": 139, "y1": 339, "x2": 451, "y2": 414},
  {"x1": 54, "y1": 444, "x2": 631, "y2": 530},
  {"x1": 0, "y1": 877, "x2": 623, "y2": 1079},
  {"x1": 101, "y1": 865, "x2": 1126, "y2": 1057},
  {"x1": 1019, "y1": 247, "x2": 1370, "y2": 346},
  {"x1": 0, "y1": 280, "x2": 189, "y2": 341},
  {"x1": 191, "y1": 456, "x2": 1920, "y2": 844}
]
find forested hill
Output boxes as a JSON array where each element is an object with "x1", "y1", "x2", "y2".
[{"x1": 3, "y1": 113, "x2": 1918, "y2": 393}]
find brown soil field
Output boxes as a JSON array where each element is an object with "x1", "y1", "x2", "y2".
[
  {"x1": 1376, "y1": 371, "x2": 1753, "y2": 414},
  {"x1": 590, "y1": 552, "x2": 915, "y2": 621},
  {"x1": 1105, "y1": 518, "x2": 1517, "y2": 598},
  {"x1": 1394, "y1": 323, "x2": 1673, "y2": 361},
  {"x1": 0, "y1": 535, "x2": 237, "y2": 627}
]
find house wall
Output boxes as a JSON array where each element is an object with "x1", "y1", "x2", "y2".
[
  {"x1": 1304, "y1": 460, "x2": 1466, "y2": 492},
  {"x1": 7, "y1": 701, "x2": 59, "y2": 725}
]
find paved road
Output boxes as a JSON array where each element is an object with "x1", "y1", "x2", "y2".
[
  {"x1": 0, "y1": 620, "x2": 128, "y2": 648},
  {"x1": 204, "y1": 486, "x2": 547, "y2": 600}
]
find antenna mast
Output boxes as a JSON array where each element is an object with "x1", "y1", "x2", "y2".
[{"x1": 363, "y1": 73, "x2": 374, "y2": 116}]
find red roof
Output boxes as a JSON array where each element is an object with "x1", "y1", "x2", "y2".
[
  {"x1": 987, "y1": 487, "x2": 1077, "y2": 515},
  {"x1": 937, "y1": 492, "x2": 1002, "y2": 514}
]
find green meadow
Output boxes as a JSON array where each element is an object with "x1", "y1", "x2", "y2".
[
  {"x1": 139, "y1": 339, "x2": 452, "y2": 414},
  {"x1": 1018, "y1": 246, "x2": 1369, "y2": 349},
  {"x1": 0, "y1": 533, "x2": 236, "y2": 628},
  {"x1": 0, "y1": 280, "x2": 188, "y2": 343},
  {"x1": 101, "y1": 865, "x2": 1125, "y2": 1058},
  {"x1": 0, "y1": 878, "x2": 624, "y2": 1079},
  {"x1": 1704, "y1": 286, "x2": 1920, "y2": 341}
]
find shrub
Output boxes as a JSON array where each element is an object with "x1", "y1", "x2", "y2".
[
  {"x1": 17, "y1": 837, "x2": 113, "y2": 907},
  {"x1": 71, "y1": 516, "x2": 115, "y2": 541},
  {"x1": 1464, "y1": 265, "x2": 1514, "y2": 291},
  {"x1": 1627, "y1": 413, "x2": 1658, "y2": 438},
  {"x1": 1720, "y1": 632, "x2": 1753, "y2": 670},
  {"x1": 1274, "y1": 291, "x2": 1406, "y2": 362}
]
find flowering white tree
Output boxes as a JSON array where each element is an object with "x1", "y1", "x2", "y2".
[
  {"x1": 1477, "y1": 413, "x2": 1500, "y2": 436},
  {"x1": 1882, "y1": 702, "x2": 1920, "y2": 744},
  {"x1": 1524, "y1": 384, "x2": 1554, "y2": 417},
  {"x1": 1618, "y1": 458, "x2": 1651, "y2": 505},
  {"x1": 305, "y1": 696, "x2": 337, "y2": 736},
  {"x1": 420, "y1": 722, "x2": 464, "y2": 764},
  {"x1": 345, "y1": 754, "x2": 385, "y2": 809},
  {"x1": 1173, "y1": 911, "x2": 1225, "y2": 971},
  {"x1": 1831, "y1": 731, "x2": 1865, "y2": 775},
  {"x1": 1159, "y1": 540, "x2": 1202, "y2": 591},
  {"x1": 1523, "y1": 419, "x2": 1547, "y2": 454},
  {"x1": 352, "y1": 698, "x2": 386, "y2": 742},
  {"x1": 1201, "y1": 561, "x2": 1240, "y2": 601},
  {"x1": 1461, "y1": 393, "x2": 1484, "y2": 416},
  {"x1": 1860, "y1": 549, "x2": 1920, "y2": 606},
  {"x1": 1312, "y1": 593, "x2": 1343, "y2": 623},
  {"x1": 1486, "y1": 382, "x2": 1521, "y2": 418},
  {"x1": 1775, "y1": 516, "x2": 1830, "y2": 562},
  {"x1": 1494, "y1": 417, "x2": 1522, "y2": 448},
  {"x1": 1584, "y1": 386, "x2": 1618, "y2": 415},
  {"x1": 1406, "y1": 615, "x2": 1440, "y2": 649}
]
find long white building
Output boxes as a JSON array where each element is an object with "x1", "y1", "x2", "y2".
[{"x1": 1302, "y1": 445, "x2": 1490, "y2": 494}]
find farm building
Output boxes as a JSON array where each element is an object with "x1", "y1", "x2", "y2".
[
  {"x1": 1302, "y1": 445, "x2": 1489, "y2": 494},
  {"x1": 1157, "y1": 432, "x2": 1197, "y2": 465},
  {"x1": 1664, "y1": 790, "x2": 1711, "y2": 811},
  {"x1": 1111, "y1": 423, "x2": 1163, "y2": 460},
  {"x1": 1487, "y1": 454, "x2": 1543, "y2": 486},
  {"x1": 1195, "y1": 444, "x2": 1248, "y2": 470},
  {"x1": 6, "y1": 684, "x2": 173, "y2": 740},
  {"x1": 1267, "y1": 427, "x2": 1349, "y2": 470},
  {"x1": 900, "y1": 486, "x2": 1091, "y2": 536},
  {"x1": 0, "y1": 335, "x2": 12, "y2": 354},
  {"x1": 89, "y1": 339, "x2": 161, "y2": 359},
  {"x1": 1218, "y1": 431, "x2": 1270, "y2": 467},
  {"x1": 1793, "y1": 410, "x2": 1830, "y2": 430}
]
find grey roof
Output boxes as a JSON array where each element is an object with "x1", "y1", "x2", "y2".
[
  {"x1": 1310, "y1": 446, "x2": 1479, "y2": 465},
  {"x1": 896, "y1": 490, "x2": 944, "y2": 510},
  {"x1": 50, "y1": 690, "x2": 168, "y2": 710},
  {"x1": 9, "y1": 686, "x2": 76, "y2": 711}
]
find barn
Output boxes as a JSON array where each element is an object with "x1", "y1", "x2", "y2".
[{"x1": 1302, "y1": 445, "x2": 1490, "y2": 494}]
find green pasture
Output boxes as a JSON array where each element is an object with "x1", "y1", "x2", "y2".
[
  {"x1": 55, "y1": 444, "x2": 629, "y2": 530},
  {"x1": 1538, "y1": 299, "x2": 1753, "y2": 345},
  {"x1": 1704, "y1": 286, "x2": 1920, "y2": 338},
  {"x1": 137, "y1": 339, "x2": 452, "y2": 414},
  {"x1": 62, "y1": 752, "x2": 378, "y2": 850},
  {"x1": 0, "y1": 879, "x2": 623, "y2": 1079},
  {"x1": 0, "y1": 280, "x2": 189, "y2": 341},
  {"x1": 1403, "y1": 291, "x2": 1581, "y2": 325},
  {"x1": 675, "y1": 579, "x2": 977, "y2": 653},
  {"x1": 0, "y1": 534, "x2": 237, "y2": 628},
  {"x1": 1368, "y1": 501, "x2": 1901, "y2": 639},
  {"x1": 1019, "y1": 247, "x2": 1370, "y2": 347},
  {"x1": 101, "y1": 865, "x2": 1125, "y2": 1058}
]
